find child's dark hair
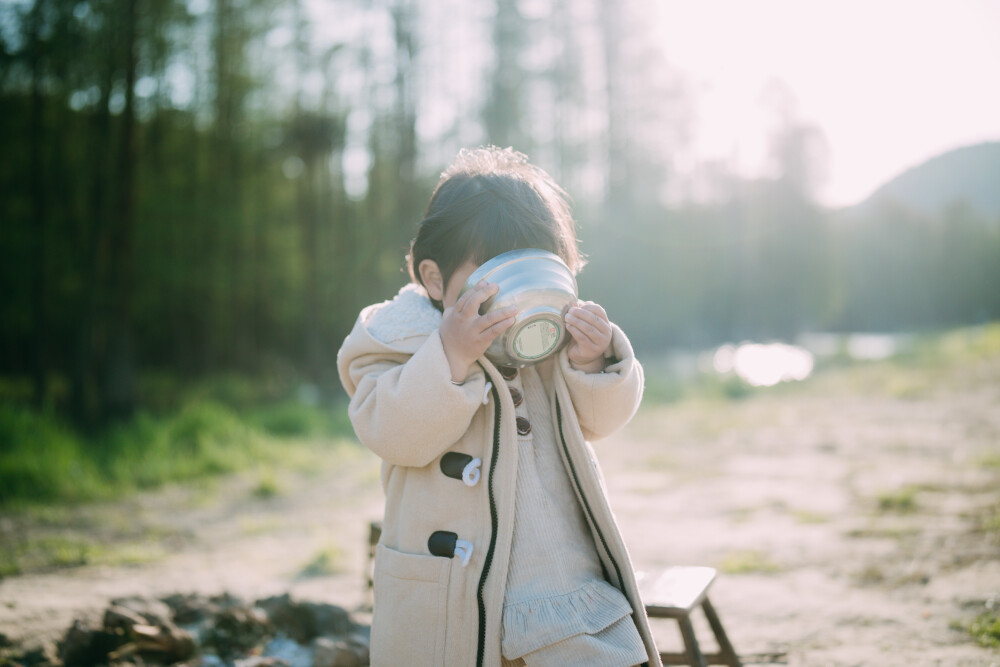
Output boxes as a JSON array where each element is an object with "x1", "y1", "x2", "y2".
[{"x1": 407, "y1": 146, "x2": 584, "y2": 309}]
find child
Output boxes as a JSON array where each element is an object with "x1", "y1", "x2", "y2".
[{"x1": 337, "y1": 147, "x2": 660, "y2": 667}]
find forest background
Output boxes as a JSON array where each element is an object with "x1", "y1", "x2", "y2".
[{"x1": 1, "y1": 0, "x2": 999, "y2": 503}]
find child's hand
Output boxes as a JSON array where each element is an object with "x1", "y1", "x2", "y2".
[
  {"x1": 440, "y1": 281, "x2": 517, "y2": 383},
  {"x1": 565, "y1": 301, "x2": 612, "y2": 373}
]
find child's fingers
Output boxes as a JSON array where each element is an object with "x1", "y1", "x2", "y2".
[
  {"x1": 452, "y1": 281, "x2": 480, "y2": 314},
  {"x1": 566, "y1": 323, "x2": 599, "y2": 351},
  {"x1": 478, "y1": 306, "x2": 517, "y2": 333},
  {"x1": 568, "y1": 306, "x2": 610, "y2": 331},
  {"x1": 566, "y1": 309, "x2": 610, "y2": 344},
  {"x1": 458, "y1": 281, "x2": 498, "y2": 316},
  {"x1": 480, "y1": 311, "x2": 517, "y2": 340},
  {"x1": 575, "y1": 301, "x2": 610, "y2": 323},
  {"x1": 466, "y1": 283, "x2": 500, "y2": 315}
]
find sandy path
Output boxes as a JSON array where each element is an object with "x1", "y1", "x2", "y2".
[
  {"x1": 602, "y1": 386, "x2": 1000, "y2": 666},
  {"x1": 0, "y1": 449, "x2": 385, "y2": 648},
  {"x1": 2, "y1": 359, "x2": 999, "y2": 665}
]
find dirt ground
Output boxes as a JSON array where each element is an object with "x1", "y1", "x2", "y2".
[{"x1": 1, "y1": 353, "x2": 999, "y2": 666}]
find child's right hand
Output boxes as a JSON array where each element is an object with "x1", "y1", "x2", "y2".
[{"x1": 440, "y1": 281, "x2": 517, "y2": 383}]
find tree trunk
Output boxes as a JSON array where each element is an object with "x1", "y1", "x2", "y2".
[
  {"x1": 28, "y1": 0, "x2": 48, "y2": 408},
  {"x1": 600, "y1": 0, "x2": 627, "y2": 210},
  {"x1": 102, "y1": 0, "x2": 139, "y2": 420},
  {"x1": 485, "y1": 0, "x2": 525, "y2": 149}
]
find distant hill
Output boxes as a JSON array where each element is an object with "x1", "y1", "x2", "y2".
[{"x1": 851, "y1": 141, "x2": 1000, "y2": 218}]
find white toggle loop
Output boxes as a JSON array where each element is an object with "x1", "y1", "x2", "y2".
[
  {"x1": 454, "y1": 539, "x2": 474, "y2": 567},
  {"x1": 462, "y1": 458, "x2": 482, "y2": 487},
  {"x1": 482, "y1": 381, "x2": 493, "y2": 405}
]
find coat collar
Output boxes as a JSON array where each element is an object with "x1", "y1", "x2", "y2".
[{"x1": 360, "y1": 283, "x2": 442, "y2": 351}]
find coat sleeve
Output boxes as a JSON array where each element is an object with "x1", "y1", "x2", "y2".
[
  {"x1": 341, "y1": 329, "x2": 488, "y2": 468},
  {"x1": 557, "y1": 322, "x2": 644, "y2": 441}
]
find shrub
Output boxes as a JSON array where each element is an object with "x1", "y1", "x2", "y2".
[{"x1": 0, "y1": 406, "x2": 103, "y2": 504}]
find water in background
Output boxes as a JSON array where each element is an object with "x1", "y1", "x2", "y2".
[{"x1": 659, "y1": 333, "x2": 905, "y2": 388}]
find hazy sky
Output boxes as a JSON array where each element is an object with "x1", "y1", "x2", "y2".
[{"x1": 653, "y1": 0, "x2": 1000, "y2": 207}]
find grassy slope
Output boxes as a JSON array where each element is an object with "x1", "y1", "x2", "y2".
[{"x1": 0, "y1": 399, "x2": 357, "y2": 507}]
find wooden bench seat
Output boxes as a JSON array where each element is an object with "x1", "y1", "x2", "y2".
[{"x1": 638, "y1": 567, "x2": 742, "y2": 667}]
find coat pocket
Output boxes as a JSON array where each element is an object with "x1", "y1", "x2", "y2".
[{"x1": 371, "y1": 543, "x2": 453, "y2": 667}]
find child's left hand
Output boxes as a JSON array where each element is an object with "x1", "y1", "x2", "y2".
[{"x1": 565, "y1": 301, "x2": 613, "y2": 373}]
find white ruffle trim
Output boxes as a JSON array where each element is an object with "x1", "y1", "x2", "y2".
[
  {"x1": 513, "y1": 615, "x2": 648, "y2": 667},
  {"x1": 362, "y1": 283, "x2": 441, "y2": 345},
  {"x1": 500, "y1": 579, "x2": 633, "y2": 659}
]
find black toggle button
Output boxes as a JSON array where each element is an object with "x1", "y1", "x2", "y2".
[
  {"x1": 516, "y1": 417, "x2": 531, "y2": 436},
  {"x1": 509, "y1": 387, "x2": 523, "y2": 407},
  {"x1": 428, "y1": 531, "x2": 458, "y2": 559},
  {"x1": 440, "y1": 452, "x2": 474, "y2": 480},
  {"x1": 499, "y1": 366, "x2": 518, "y2": 381}
]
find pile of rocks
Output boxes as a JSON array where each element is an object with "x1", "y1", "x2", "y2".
[{"x1": 0, "y1": 594, "x2": 370, "y2": 667}]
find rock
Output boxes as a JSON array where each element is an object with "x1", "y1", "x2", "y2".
[
  {"x1": 162, "y1": 591, "x2": 248, "y2": 625},
  {"x1": 345, "y1": 633, "x2": 369, "y2": 666},
  {"x1": 203, "y1": 605, "x2": 271, "y2": 658},
  {"x1": 260, "y1": 636, "x2": 313, "y2": 667},
  {"x1": 311, "y1": 637, "x2": 367, "y2": 667},
  {"x1": 103, "y1": 605, "x2": 147, "y2": 633},
  {"x1": 25, "y1": 593, "x2": 371, "y2": 667},
  {"x1": 5, "y1": 644, "x2": 59, "y2": 667},
  {"x1": 57, "y1": 620, "x2": 127, "y2": 667},
  {"x1": 162, "y1": 593, "x2": 220, "y2": 625},
  {"x1": 234, "y1": 657, "x2": 289, "y2": 667},
  {"x1": 101, "y1": 603, "x2": 195, "y2": 664},
  {"x1": 257, "y1": 595, "x2": 351, "y2": 643},
  {"x1": 301, "y1": 603, "x2": 351, "y2": 638},
  {"x1": 109, "y1": 596, "x2": 172, "y2": 627},
  {"x1": 257, "y1": 595, "x2": 301, "y2": 640},
  {"x1": 127, "y1": 622, "x2": 197, "y2": 663},
  {"x1": 58, "y1": 619, "x2": 95, "y2": 665},
  {"x1": 211, "y1": 592, "x2": 248, "y2": 609}
]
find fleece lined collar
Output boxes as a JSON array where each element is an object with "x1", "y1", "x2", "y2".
[{"x1": 360, "y1": 283, "x2": 442, "y2": 347}]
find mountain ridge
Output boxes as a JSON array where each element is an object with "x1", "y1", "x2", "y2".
[{"x1": 847, "y1": 141, "x2": 1000, "y2": 218}]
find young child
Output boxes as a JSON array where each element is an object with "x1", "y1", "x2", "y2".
[{"x1": 337, "y1": 147, "x2": 660, "y2": 667}]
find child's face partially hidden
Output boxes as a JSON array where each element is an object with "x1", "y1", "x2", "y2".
[
  {"x1": 419, "y1": 259, "x2": 480, "y2": 309},
  {"x1": 442, "y1": 261, "x2": 479, "y2": 308}
]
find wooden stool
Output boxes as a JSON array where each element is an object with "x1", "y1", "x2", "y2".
[
  {"x1": 365, "y1": 521, "x2": 382, "y2": 607},
  {"x1": 638, "y1": 567, "x2": 741, "y2": 667}
]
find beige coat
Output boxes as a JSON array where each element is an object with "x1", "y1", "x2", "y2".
[{"x1": 337, "y1": 284, "x2": 661, "y2": 667}]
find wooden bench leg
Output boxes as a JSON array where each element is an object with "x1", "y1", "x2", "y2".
[
  {"x1": 702, "y1": 598, "x2": 742, "y2": 667},
  {"x1": 365, "y1": 521, "x2": 382, "y2": 609},
  {"x1": 677, "y1": 616, "x2": 707, "y2": 667}
]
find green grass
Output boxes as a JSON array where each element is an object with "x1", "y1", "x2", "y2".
[
  {"x1": 0, "y1": 535, "x2": 94, "y2": 574},
  {"x1": 642, "y1": 371, "x2": 755, "y2": 406},
  {"x1": 952, "y1": 608, "x2": 1000, "y2": 648},
  {"x1": 876, "y1": 486, "x2": 919, "y2": 513},
  {"x1": 791, "y1": 510, "x2": 830, "y2": 525},
  {"x1": 717, "y1": 549, "x2": 782, "y2": 575},
  {"x1": 0, "y1": 386, "x2": 360, "y2": 574},
  {"x1": 974, "y1": 503, "x2": 1000, "y2": 535},
  {"x1": 846, "y1": 524, "x2": 920, "y2": 541},
  {"x1": 0, "y1": 406, "x2": 105, "y2": 505},
  {"x1": 0, "y1": 394, "x2": 357, "y2": 509},
  {"x1": 252, "y1": 470, "x2": 283, "y2": 498},
  {"x1": 299, "y1": 545, "x2": 344, "y2": 577},
  {"x1": 0, "y1": 533, "x2": 168, "y2": 575},
  {"x1": 976, "y1": 453, "x2": 1000, "y2": 470}
]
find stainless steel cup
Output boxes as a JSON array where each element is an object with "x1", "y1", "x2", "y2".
[{"x1": 460, "y1": 248, "x2": 578, "y2": 368}]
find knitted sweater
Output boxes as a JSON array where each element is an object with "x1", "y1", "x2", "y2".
[{"x1": 500, "y1": 363, "x2": 648, "y2": 666}]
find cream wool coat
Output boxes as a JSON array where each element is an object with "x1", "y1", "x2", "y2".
[{"x1": 337, "y1": 284, "x2": 661, "y2": 667}]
